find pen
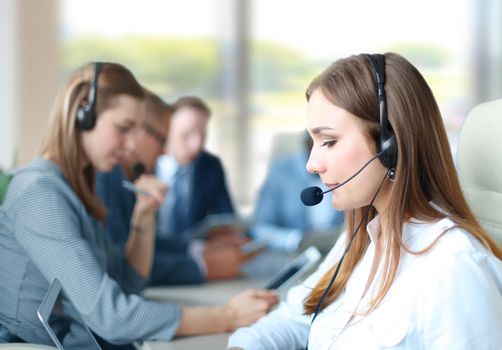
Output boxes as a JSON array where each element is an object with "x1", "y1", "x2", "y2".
[{"x1": 121, "y1": 180, "x2": 152, "y2": 197}]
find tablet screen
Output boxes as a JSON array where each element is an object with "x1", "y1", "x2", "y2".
[
  {"x1": 37, "y1": 279, "x2": 102, "y2": 350},
  {"x1": 263, "y1": 247, "x2": 321, "y2": 291},
  {"x1": 264, "y1": 263, "x2": 303, "y2": 290}
]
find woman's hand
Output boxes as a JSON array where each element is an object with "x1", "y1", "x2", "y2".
[
  {"x1": 125, "y1": 174, "x2": 166, "y2": 278},
  {"x1": 177, "y1": 290, "x2": 278, "y2": 336},
  {"x1": 223, "y1": 289, "x2": 278, "y2": 331},
  {"x1": 133, "y1": 174, "x2": 166, "y2": 217}
]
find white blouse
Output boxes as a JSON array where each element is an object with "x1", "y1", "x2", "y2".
[{"x1": 228, "y1": 215, "x2": 502, "y2": 350}]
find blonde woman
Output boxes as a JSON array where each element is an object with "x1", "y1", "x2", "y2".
[
  {"x1": 228, "y1": 53, "x2": 502, "y2": 349},
  {"x1": 0, "y1": 62, "x2": 276, "y2": 349}
]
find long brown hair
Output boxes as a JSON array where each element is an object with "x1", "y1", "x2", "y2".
[
  {"x1": 303, "y1": 53, "x2": 502, "y2": 315},
  {"x1": 40, "y1": 62, "x2": 144, "y2": 221}
]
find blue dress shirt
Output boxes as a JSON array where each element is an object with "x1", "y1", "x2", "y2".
[{"x1": 251, "y1": 152, "x2": 344, "y2": 252}]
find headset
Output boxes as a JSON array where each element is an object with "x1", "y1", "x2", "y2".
[
  {"x1": 301, "y1": 53, "x2": 398, "y2": 207},
  {"x1": 76, "y1": 62, "x2": 103, "y2": 131},
  {"x1": 361, "y1": 53, "x2": 397, "y2": 179}
]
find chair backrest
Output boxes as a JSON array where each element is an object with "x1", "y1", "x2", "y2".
[
  {"x1": 0, "y1": 170, "x2": 13, "y2": 204},
  {"x1": 457, "y1": 99, "x2": 502, "y2": 245}
]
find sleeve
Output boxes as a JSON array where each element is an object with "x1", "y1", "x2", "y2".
[
  {"x1": 209, "y1": 157, "x2": 235, "y2": 214},
  {"x1": 228, "y1": 233, "x2": 348, "y2": 350},
  {"x1": 102, "y1": 227, "x2": 149, "y2": 294},
  {"x1": 253, "y1": 160, "x2": 282, "y2": 226},
  {"x1": 95, "y1": 168, "x2": 134, "y2": 250},
  {"x1": 13, "y1": 177, "x2": 181, "y2": 344},
  {"x1": 149, "y1": 246, "x2": 205, "y2": 285},
  {"x1": 251, "y1": 160, "x2": 301, "y2": 252},
  {"x1": 227, "y1": 305, "x2": 309, "y2": 350},
  {"x1": 252, "y1": 223, "x2": 302, "y2": 253},
  {"x1": 96, "y1": 168, "x2": 147, "y2": 294},
  {"x1": 422, "y1": 250, "x2": 502, "y2": 349}
]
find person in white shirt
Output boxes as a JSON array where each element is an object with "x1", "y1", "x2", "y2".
[{"x1": 228, "y1": 52, "x2": 502, "y2": 350}]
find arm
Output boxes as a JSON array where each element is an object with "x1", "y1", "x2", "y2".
[
  {"x1": 251, "y1": 160, "x2": 302, "y2": 252},
  {"x1": 13, "y1": 175, "x2": 180, "y2": 343},
  {"x1": 422, "y1": 249, "x2": 502, "y2": 349},
  {"x1": 122, "y1": 174, "x2": 166, "y2": 279},
  {"x1": 227, "y1": 233, "x2": 349, "y2": 350},
  {"x1": 177, "y1": 290, "x2": 278, "y2": 336},
  {"x1": 208, "y1": 156, "x2": 235, "y2": 214},
  {"x1": 227, "y1": 305, "x2": 310, "y2": 350},
  {"x1": 149, "y1": 249, "x2": 205, "y2": 285},
  {"x1": 252, "y1": 223, "x2": 302, "y2": 253},
  {"x1": 97, "y1": 170, "x2": 160, "y2": 291},
  {"x1": 95, "y1": 167, "x2": 133, "y2": 250}
]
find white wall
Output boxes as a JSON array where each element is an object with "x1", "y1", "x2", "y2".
[
  {"x1": 0, "y1": 0, "x2": 17, "y2": 169},
  {"x1": 0, "y1": 0, "x2": 60, "y2": 169},
  {"x1": 16, "y1": 0, "x2": 60, "y2": 166}
]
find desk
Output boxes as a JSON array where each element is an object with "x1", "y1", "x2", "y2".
[
  {"x1": 142, "y1": 278, "x2": 266, "y2": 307},
  {"x1": 0, "y1": 345, "x2": 56, "y2": 350},
  {"x1": 140, "y1": 333, "x2": 228, "y2": 350},
  {"x1": 137, "y1": 252, "x2": 294, "y2": 350}
]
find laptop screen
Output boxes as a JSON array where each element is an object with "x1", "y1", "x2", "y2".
[{"x1": 37, "y1": 278, "x2": 102, "y2": 350}]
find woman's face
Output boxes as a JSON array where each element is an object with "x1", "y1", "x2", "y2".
[
  {"x1": 81, "y1": 95, "x2": 142, "y2": 172},
  {"x1": 306, "y1": 89, "x2": 389, "y2": 212}
]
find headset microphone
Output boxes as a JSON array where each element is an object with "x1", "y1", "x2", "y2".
[
  {"x1": 300, "y1": 186, "x2": 324, "y2": 206},
  {"x1": 133, "y1": 162, "x2": 146, "y2": 179},
  {"x1": 300, "y1": 151, "x2": 382, "y2": 206}
]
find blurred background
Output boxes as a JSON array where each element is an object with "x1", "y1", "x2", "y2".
[{"x1": 1, "y1": 0, "x2": 501, "y2": 214}]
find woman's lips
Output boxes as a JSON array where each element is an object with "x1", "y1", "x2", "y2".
[{"x1": 325, "y1": 183, "x2": 339, "y2": 189}]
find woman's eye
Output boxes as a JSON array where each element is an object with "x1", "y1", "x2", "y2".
[
  {"x1": 321, "y1": 140, "x2": 337, "y2": 147},
  {"x1": 117, "y1": 125, "x2": 131, "y2": 134}
]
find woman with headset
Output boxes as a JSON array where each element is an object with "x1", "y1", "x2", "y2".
[
  {"x1": 228, "y1": 53, "x2": 502, "y2": 349},
  {"x1": 0, "y1": 62, "x2": 277, "y2": 348}
]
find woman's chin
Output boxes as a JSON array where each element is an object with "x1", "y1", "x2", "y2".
[
  {"x1": 95, "y1": 161, "x2": 114, "y2": 173},
  {"x1": 331, "y1": 197, "x2": 355, "y2": 212},
  {"x1": 331, "y1": 200, "x2": 346, "y2": 211}
]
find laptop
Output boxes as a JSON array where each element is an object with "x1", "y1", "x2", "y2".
[{"x1": 37, "y1": 278, "x2": 102, "y2": 349}]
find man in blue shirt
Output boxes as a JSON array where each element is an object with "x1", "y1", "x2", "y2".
[{"x1": 250, "y1": 133, "x2": 345, "y2": 253}]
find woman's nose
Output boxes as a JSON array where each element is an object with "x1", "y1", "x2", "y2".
[
  {"x1": 306, "y1": 148, "x2": 323, "y2": 174},
  {"x1": 125, "y1": 132, "x2": 136, "y2": 154}
]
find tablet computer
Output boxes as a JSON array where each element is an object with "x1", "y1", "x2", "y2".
[
  {"x1": 240, "y1": 239, "x2": 269, "y2": 255},
  {"x1": 37, "y1": 278, "x2": 102, "y2": 350},
  {"x1": 263, "y1": 246, "x2": 321, "y2": 291}
]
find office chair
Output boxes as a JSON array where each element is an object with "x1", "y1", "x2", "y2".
[{"x1": 457, "y1": 98, "x2": 502, "y2": 246}]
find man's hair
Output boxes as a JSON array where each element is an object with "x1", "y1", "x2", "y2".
[
  {"x1": 144, "y1": 89, "x2": 174, "y2": 122},
  {"x1": 173, "y1": 96, "x2": 211, "y2": 117}
]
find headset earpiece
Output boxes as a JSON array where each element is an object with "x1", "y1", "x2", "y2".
[
  {"x1": 76, "y1": 62, "x2": 102, "y2": 131},
  {"x1": 362, "y1": 53, "x2": 398, "y2": 173},
  {"x1": 378, "y1": 134, "x2": 398, "y2": 170}
]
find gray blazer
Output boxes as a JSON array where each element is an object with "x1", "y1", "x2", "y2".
[{"x1": 0, "y1": 158, "x2": 180, "y2": 348}]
